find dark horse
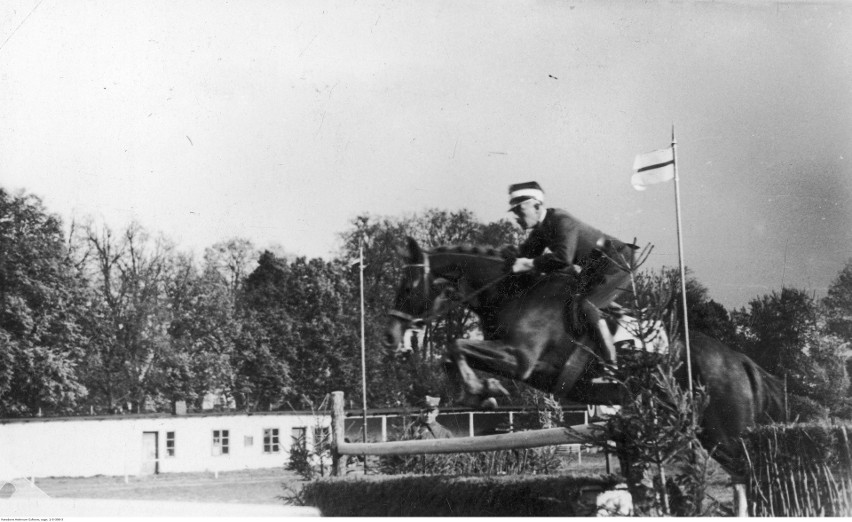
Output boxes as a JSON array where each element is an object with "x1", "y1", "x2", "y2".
[{"x1": 382, "y1": 238, "x2": 785, "y2": 513}]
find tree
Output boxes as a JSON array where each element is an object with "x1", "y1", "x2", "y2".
[
  {"x1": 822, "y1": 259, "x2": 852, "y2": 341},
  {"x1": 654, "y1": 267, "x2": 738, "y2": 348},
  {"x1": 820, "y1": 259, "x2": 852, "y2": 409},
  {"x1": 78, "y1": 221, "x2": 176, "y2": 413},
  {"x1": 162, "y1": 239, "x2": 260, "y2": 410},
  {"x1": 0, "y1": 188, "x2": 89, "y2": 416},
  {"x1": 736, "y1": 287, "x2": 848, "y2": 415},
  {"x1": 162, "y1": 253, "x2": 236, "y2": 409},
  {"x1": 822, "y1": 259, "x2": 852, "y2": 397},
  {"x1": 736, "y1": 289, "x2": 814, "y2": 393},
  {"x1": 232, "y1": 251, "x2": 295, "y2": 410},
  {"x1": 203, "y1": 238, "x2": 257, "y2": 303}
]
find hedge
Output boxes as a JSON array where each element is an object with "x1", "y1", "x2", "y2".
[{"x1": 300, "y1": 474, "x2": 617, "y2": 516}]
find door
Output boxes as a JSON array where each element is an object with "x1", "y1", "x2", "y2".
[{"x1": 141, "y1": 432, "x2": 159, "y2": 474}]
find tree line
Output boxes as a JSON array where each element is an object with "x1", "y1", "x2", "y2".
[{"x1": 1, "y1": 186, "x2": 850, "y2": 419}]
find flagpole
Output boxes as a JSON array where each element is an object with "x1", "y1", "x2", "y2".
[
  {"x1": 671, "y1": 125, "x2": 694, "y2": 398},
  {"x1": 359, "y1": 236, "x2": 368, "y2": 473}
]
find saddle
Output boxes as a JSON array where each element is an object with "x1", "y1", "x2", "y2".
[
  {"x1": 554, "y1": 303, "x2": 669, "y2": 396},
  {"x1": 571, "y1": 301, "x2": 669, "y2": 354}
]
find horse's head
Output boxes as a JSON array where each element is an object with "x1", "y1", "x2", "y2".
[
  {"x1": 382, "y1": 237, "x2": 452, "y2": 350},
  {"x1": 382, "y1": 237, "x2": 511, "y2": 350}
]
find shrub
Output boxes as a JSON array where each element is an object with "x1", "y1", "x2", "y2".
[
  {"x1": 285, "y1": 434, "x2": 325, "y2": 480},
  {"x1": 594, "y1": 349, "x2": 715, "y2": 516},
  {"x1": 832, "y1": 398, "x2": 852, "y2": 421},
  {"x1": 285, "y1": 407, "x2": 333, "y2": 480},
  {"x1": 376, "y1": 415, "x2": 563, "y2": 475},
  {"x1": 787, "y1": 394, "x2": 830, "y2": 422},
  {"x1": 378, "y1": 446, "x2": 563, "y2": 476}
]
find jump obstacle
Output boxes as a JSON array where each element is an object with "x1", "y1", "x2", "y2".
[{"x1": 329, "y1": 391, "x2": 606, "y2": 476}]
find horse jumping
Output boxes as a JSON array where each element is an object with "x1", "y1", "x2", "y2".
[{"x1": 382, "y1": 237, "x2": 785, "y2": 514}]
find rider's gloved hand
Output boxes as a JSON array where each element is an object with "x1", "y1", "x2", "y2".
[{"x1": 511, "y1": 258, "x2": 535, "y2": 273}]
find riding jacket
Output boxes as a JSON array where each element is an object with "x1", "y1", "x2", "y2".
[
  {"x1": 519, "y1": 208, "x2": 623, "y2": 270},
  {"x1": 519, "y1": 208, "x2": 634, "y2": 306}
]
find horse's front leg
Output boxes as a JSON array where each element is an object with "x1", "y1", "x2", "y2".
[
  {"x1": 442, "y1": 352, "x2": 477, "y2": 404},
  {"x1": 446, "y1": 339, "x2": 513, "y2": 408}
]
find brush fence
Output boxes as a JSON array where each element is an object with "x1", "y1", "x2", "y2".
[{"x1": 329, "y1": 391, "x2": 603, "y2": 476}]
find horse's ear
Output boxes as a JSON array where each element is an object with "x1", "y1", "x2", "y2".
[{"x1": 397, "y1": 236, "x2": 422, "y2": 263}]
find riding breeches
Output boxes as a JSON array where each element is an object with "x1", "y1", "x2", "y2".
[
  {"x1": 575, "y1": 252, "x2": 633, "y2": 364},
  {"x1": 581, "y1": 251, "x2": 633, "y2": 309}
]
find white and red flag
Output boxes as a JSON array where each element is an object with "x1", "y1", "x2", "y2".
[{"x1": 631, "y1": 147, "x2": 674, "y2": 190}]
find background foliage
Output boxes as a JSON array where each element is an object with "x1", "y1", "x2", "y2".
[{"x1": 1, "y1": 185, "x2": 850, "y2": 419}]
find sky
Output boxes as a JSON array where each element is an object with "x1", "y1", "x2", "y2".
[{"x1": 1, "y1": 0, "x2": 850, "y2": 310}]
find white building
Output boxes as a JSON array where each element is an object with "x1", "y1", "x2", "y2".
[
  {"x1": 0, "y1": 410, "x2": 326, "y2": 479},
  {"x1": 0, "y1": 405, "x2": 591, "y2": 479}
]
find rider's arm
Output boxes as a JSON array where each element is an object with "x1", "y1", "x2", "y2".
[
  {"x1": 513, "y1": 226, "x2": 545, "y2": 273},
  {"x1": 526, "y1": 212, "x2": 579, "y2": 272},
  {"x1": 537, "y1": 225, "x2": 578, "y2": 271}
]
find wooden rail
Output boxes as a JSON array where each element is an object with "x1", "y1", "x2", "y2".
[{"x1": 330, "y1": 391, "x2": 604, "y2": 476}]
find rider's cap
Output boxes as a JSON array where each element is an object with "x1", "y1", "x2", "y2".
[
  {"x1": 422, "y1": 395, "x2": 441, "y2": 410},
  {"x1": 508, "y1": 181, "x2": 544, "y2": 210}
]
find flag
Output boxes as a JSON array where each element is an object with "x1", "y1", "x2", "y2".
[{"x1": 631, "y1": 147, "x2": 674, "y2": 191}]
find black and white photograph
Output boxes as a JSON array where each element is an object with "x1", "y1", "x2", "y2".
[{"x1": 1, "y1": 0, "x2": 851, "y2": 517}]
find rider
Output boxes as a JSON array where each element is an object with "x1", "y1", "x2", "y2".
[{"x1": 506, "y1": 181, "x2": 635, "y2": 374}]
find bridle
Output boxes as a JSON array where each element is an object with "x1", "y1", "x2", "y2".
[
  {"x1": 387, "y1": 249, "x2": 509, "y2": 327},
  {"x1": 387, "y1": 251, "x2": 432, "y2": 326}
]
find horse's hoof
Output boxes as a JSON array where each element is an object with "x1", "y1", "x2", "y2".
[
  {"x1": 485, "y1": 378, "x2": 510, "y2": 397},
  {"x1": 480, "y1": 397, "x2": 498, "y2": 409}
]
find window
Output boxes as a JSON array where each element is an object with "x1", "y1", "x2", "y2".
[
  {"x1": 291, "y1": 427, "x2": 307, "y2": 449},
  {"x1": 166, "y1": 431, "x2": 175, "y2": 457},
  {"x1": 313, "y1": 426, "x2": 330, "y2": 452},
  {"x1": 263, "y1": 428, "x2": 280, "y2": 453},
  {"x1": 244, "y1": 436, "x2": 254, "y2": 447},
  {"x1": 212, "y1": 429, "x2": 230, "y2": 456}
]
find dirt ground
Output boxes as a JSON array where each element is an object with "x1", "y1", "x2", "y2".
[{"x1": 31, "y1": 467, "x2": 304, "y2": 505}]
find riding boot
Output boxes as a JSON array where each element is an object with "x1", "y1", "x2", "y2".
[
  {"x1": 594, "y1": 318, "x2": 617, "y2": 365},
  {"x1": 580, "y1": 299, "x2": 618, "y2": 369}
]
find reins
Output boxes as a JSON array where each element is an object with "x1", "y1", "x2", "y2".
[
  {"x1": 388, "y1": 250, "x2": 508, "y2": 326},
  {"x1": 453, "y1": 273, "x2": 508, "y2": 307}
]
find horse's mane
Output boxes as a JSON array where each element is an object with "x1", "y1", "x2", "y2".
[{"x1": 427, "y1": 244, "x2": 505, "y2": 262}]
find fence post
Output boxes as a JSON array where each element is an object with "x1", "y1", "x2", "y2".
[{"x1": 331, "y1": 391, "x2": 345, "y2": 477}]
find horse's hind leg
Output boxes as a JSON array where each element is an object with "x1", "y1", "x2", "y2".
[{"x1": 733, "y1": 482, "x2": 748, "y2": 517}]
